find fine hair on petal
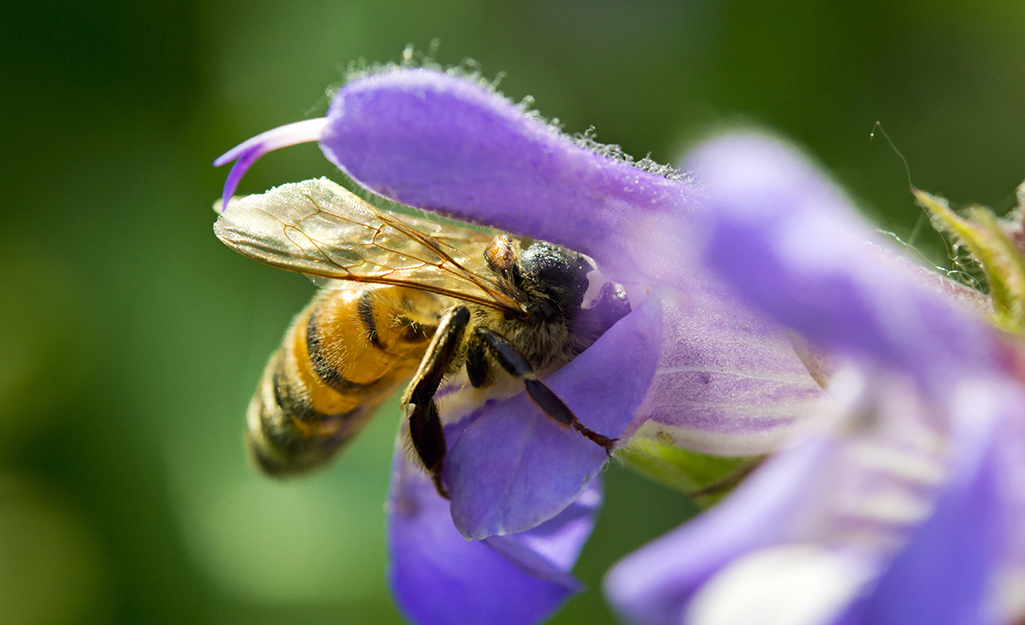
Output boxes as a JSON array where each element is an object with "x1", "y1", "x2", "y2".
[{"x1": 332, "y1": 47, "x2": 686, "y2": 183}]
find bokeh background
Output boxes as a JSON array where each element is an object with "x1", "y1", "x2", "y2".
[{"x1": 2, "y1": 0, "x2": 1024, "y2": 623}]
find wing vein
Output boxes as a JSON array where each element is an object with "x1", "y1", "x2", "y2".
[{"x1": 215, "y1": 178, "x2": 529, "y2": 316}]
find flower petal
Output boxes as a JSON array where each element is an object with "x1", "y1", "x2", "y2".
[
  {"x1": 387, "y1": 449, "x2": 587, "y2": 625},
  {"x1": 213, "y1": 70, "x2": 703, "y2": 289},
  {"x1": 214, "y1": 118, "x2": 328, "y2": 213},
  {"x1": 605, "y1": 414, "x2": 835, "y2": 625},
  {"x1": 687, "y1": 134, "x2": 1000, "y2": 398},
  {"x1": 837, "y1": 379, "x2": 1010, "y2": 625},
  {"x1": 626, "y1": 279, "x2": 826, "y2": 457},
  {"x1": 447, "y1": 290, "x2": 663, "y2": 540},
  {"x1": 483, "y1": 479, "x2": 602, "y2": 586},
  {"x1": 318, "y1": 69, "x2": 699, "y2": 286},
  {"x1": 605, "y1": 367, "x2": 957, "y2": 625},
  {"x1": 998, "y1": 388, "x2": 1025, "y2": 622}
]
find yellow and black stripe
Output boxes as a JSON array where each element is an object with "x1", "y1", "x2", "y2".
[{"x1": 245, "y1": 285, "x2": 443, "y2": 476}]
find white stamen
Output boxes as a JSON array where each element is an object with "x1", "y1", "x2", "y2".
[{"x1": 581, "y1": 267, "x2": 609, "y2": 309}]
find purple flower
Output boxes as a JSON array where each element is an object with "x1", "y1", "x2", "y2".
[
  {"x1": 215, "y1": 68, "x2": 828, "y2": 624},
  {"x1": 605, "y1": 135, "x2": 1025, "y2": 625}
]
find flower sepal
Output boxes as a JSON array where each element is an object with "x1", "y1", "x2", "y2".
[
  {"x1": 916, "y1": 186, "x2": 1025, "y2": 333},
  {"x1": 619, "y1": 437, "x2": 762, "y2": 508}
]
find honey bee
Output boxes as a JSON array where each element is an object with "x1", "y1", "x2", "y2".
[{"x1": 215, "y1": 177, "x2": 622, "y2": 496}]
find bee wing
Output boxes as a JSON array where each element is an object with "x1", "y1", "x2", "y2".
[{"x1": 214, "y1": 178, "x2": 525, "y2": 313}]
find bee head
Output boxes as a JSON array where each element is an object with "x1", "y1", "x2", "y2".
[
  {"x1": 484, "y1": 235, "x2": 596, "y2": 320},
  {"x1": 514, "y1": 241, "x2": 595, "y2": 317}
]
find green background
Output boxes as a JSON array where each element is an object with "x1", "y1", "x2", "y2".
[{"x1": 2, "y1": 1, "x2": 1023, "y2": 624}]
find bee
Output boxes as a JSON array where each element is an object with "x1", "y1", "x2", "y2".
[{"x1": 215, "y1": 177, "x2": 622, "y2": 496}]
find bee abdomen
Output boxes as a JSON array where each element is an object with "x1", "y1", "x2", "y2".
[
  {"x1": 305, "y1": 312, "x2": 396, "y2": 394},
  {"x1": 245, "y1": 285, "x2": 438, "y2": 477},
  {"x1": 245, "y1": 347, "x2": 382, "y2": 476}
]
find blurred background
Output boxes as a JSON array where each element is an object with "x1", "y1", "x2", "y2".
[{"x1": 1, "y1": 0, "x2": 1023, "y2": 623}]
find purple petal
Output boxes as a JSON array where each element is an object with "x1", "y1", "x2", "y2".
[
  {"x1": 387, "y1": 449, "x2": 588, "y2": 625},
  {"x1": 836, "y1": 380, "x2": 1010, "y2": 625},
  {"x1": 606, "y1": 367, "x2": 960, "y2": 625},
  {"x1": 625, "y1": 278, "x2": 826, "y2": 456},
  {"x1": 483, "y1": 480, "x2": 602, "y2": 586},
  {"x1": 605, "y1": 134, "x2": 1018, "y2": 625},
  {"x1": 605, "y1": 418, "x2": 837, "y2": 625},
  {"x1": 447, "y1": 290, "x2": 663, "y2": 540},
  {"x1": 318, "y1": 69, "x2": 699, "y2": 286},
  {"x1": 213, "y1": 118, "x2": 328, "y2": 213},
  {"x1": 687, "y1": 134, "x2": 1001, "y2": 398},
  {"x1": 999, "y1": 396, "x2": 1025, "y2": 621}
]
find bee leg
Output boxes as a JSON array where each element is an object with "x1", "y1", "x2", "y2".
[
  {"x1": 403, "y1": 305, "x2": 471, "y2": 498},
  {"x1": 473, "y1": 328, "x2": 617, "y2": 454},
  {"x1": 407, "y1": 400, "x2": 448, "y2": 497},
  {"x1": 466, "y1": 339, "x2": 490, "y2": 388}
]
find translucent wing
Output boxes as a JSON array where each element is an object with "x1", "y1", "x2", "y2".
[{"x1": 214, "y1": 178, "x2": 525, "y2": 313}]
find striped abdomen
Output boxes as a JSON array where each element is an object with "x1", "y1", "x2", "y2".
[{"x1": 246, "y1": 285, "x2": 443, "y2": 476}]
